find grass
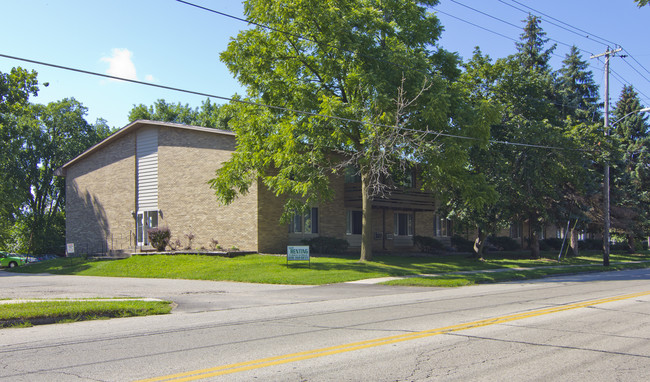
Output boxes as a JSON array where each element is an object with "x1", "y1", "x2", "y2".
[
  {"x1": 384, "y1": 261, "x2": 650, "y2": 287},
  {"x1": 0, "y1": 299, "x2": 173, "y2": 328},
  {"x1": 9, "y1": 251, "x2": 650, "y2": 285}
]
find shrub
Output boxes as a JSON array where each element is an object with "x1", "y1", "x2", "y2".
[
  {"x1": 147, "y1": 227, "x2": 171, "y2": 251},
  {"x1": 184, "y1": 232, "x2": 195, "y2": 250},
  {"x1": 451, "y1": 235, "x2": 474, "y2": 253},
  {"x1": 302, "y1": 236, "x2": 349, "y2": 254},
  {"x1": 413, "y1": 235, "x2": 444, "y2": 253},
  {"x1": 487, "y1": 236, "x2": 520, "y2": 251},
  {"x1": 539, "y1": 238, "x2": 565, "y2": 251},
  {"x1": 579, "y1": 239, "x2": 601, "y2": 250}
]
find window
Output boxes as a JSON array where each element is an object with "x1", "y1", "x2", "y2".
[
  {"x1": 289, "y1": 208, "x2": 319, "y2": 234},
  {"x1": 137, "y1": 210, "x2": 159, "y2": 245},
  {"x1": 395, "y1": 167, "x2": 416, "y2": 189},
  {"x1": 344, "y1": 166, "x2": 361, "y2": 183},
  {"x1": 434, "y1": 215, "x2": 452, "y2": 237},
  {"x1": 510, "y1": 223, "x2": 522, "y2": 239},
  {"x1": 346, "y1": 210, "x2": 363, "y2": 235},
  {"x1": 394, "y1": 213, "x2": 414, "y2": 236}
]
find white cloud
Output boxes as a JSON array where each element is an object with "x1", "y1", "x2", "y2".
[
  {"x1": 144, "y1": 74, "x2": 156, "y2": 83},
  {"x1": 101, "y1": 48, "x2": 137, "y2": 80}
]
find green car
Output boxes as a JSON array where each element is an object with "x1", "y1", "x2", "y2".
[{"x1": 0, "y1": 251, "x2": 27, "y2": 268}]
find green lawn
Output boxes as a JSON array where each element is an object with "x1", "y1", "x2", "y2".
[
  {"x1": 10, "y1": 251, "x2": 650, "y2": 285},
  {"x1": 0, "y1": 299, "x2": 173, "y2": 328}
]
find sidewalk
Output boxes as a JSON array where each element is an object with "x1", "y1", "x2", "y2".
[{"x1": 346, "y1": 261, "x2": 650, "y2": 284}]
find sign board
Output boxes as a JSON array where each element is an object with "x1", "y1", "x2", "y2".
[
  {"x1": 66, "y1": 243, "x2": 75, "y2": 255},
  {"x1": 287, "y1": 246, "x2": 310, "y2": 267}
]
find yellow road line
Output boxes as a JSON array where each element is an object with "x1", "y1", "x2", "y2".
[{"x1": 136, "y1": 290, "x2": 650, "y2": 382}]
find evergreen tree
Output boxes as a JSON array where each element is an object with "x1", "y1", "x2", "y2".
[
  {"x1": 613, "y1": 86, "x2": 648, "y2": 144},
  {"x1": 556, "y1": 45, "x2": 601, "y2": 123},
  {"x1": 515, "y1": 14, "x2": 556, "y2": 72},
  {"x1": 611, "y1": 86, "x2": 650, "y2": 251}
]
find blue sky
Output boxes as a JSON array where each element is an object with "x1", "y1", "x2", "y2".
[{"x1": 1, "y1": 0, "x2": 648, "y2": 129}]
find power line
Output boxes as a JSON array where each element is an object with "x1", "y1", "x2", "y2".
[
  {"x1": 0, "y1": 53, "x2": 584, "y2": 152},
  {"x1": 622, "y1": 48, "x2": 650, "y2": 77},
  {"x1": 177, "y1": 0, "x2": 626, "y2": 113},
  {"x1": 175, "y1": 0, "x2": 436, "y2": 81},
  {"x1": 449, "y1": 0, "x2": 593, "y2": 56},
  {"x1": 498, "y1": 0, "x2": 618, "y2": 48},
  {"x1": 437, "y1": 2, "x2": 647, "y2": 106}
]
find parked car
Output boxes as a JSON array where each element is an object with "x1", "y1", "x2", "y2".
[{"x1": 0, "y1": 251, "x2": 27, "y2": 268}]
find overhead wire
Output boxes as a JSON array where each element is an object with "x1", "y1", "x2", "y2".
[
  {"x1": 498, "y1": 0, "x2": 618, "y2": 48},
  {"x1": 448, "y1": 0, "x2": 592, "y2": 56},
  {"x1": 0, "y1": 53, "x2": 584, "y2": 152},
  {"x1": 177, "y1": 0, "x2": 606, "y2": 114}
]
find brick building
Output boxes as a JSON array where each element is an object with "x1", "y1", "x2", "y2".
[
  {"x1": 59, "y1": 120, "x2": 582, "y2": 256},
  {"x1": 56, "y1": 120, "x2": 463, "y2": 255}
]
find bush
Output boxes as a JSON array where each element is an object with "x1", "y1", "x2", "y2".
[
  {"x1": 451, "y1": 235, "x2": 474, "y2": 253},
  {"x1": 147, "y1": 227, "x2": 171, "y2": 251},
  {"x1": 579, "y1": 238, "x2": 601, "y2": 250},
  {"x1": 413, "y1": 235, "x2": 444, "y2": 253},
  {"x1": 302, "y1": 236, "x2": 349, "y2": 254},
  {"x1": 539, "y1": 238, "x2": 565, "y2": 251},
  {"x1": 487, "y1": 236, "x2": 520, "y2": 251}
]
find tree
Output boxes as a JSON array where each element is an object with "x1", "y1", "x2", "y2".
[
  {"x1": 4, "y1": 98, "x2": 110, "y2": 254},
  {"x1": 209, "y1": 0, "x2": 494, "y2": 261},
  {"x1": 635, "y1": 0, "x2": 649, "y2": 7},
  {"x1": 554, "y1": 45, "x2": 603, "y2": 254},
  {"x1": 556, "y1": 46, "x2": 601, "y2": 123},
  {"x1": 611, "y1": 86, "x2": 650, "y2": 251},
  {"x1": 448, "y1": 15, "x2": 583, "y2": 260},
  {"x1": 515, "y1": 14, "x2": 556, "y2": 73},
  {"x1": 0, "y1": 68, "x2": 40, "y2": 246},
  {"x1": 129, "y1": 98, "x2": 232, "y2": 129}
]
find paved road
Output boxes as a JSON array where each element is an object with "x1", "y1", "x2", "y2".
[{"x1": 1, "y1": 269, "x2": 649, "y2": 381}]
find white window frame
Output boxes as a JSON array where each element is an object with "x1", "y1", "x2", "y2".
[
  {"x1": 394, "y1": 212, "x2": 414, "y2": 237},
  {"x1": 346, "y1": 210, "x2": 363, "y2": 235},
  {"x1": 137, "y1": 210, "x2": 159, "y2": 246}
]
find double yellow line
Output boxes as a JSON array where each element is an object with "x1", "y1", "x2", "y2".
[{"x1": 137, "y1": 290, "x2": 650, "y2": 382}]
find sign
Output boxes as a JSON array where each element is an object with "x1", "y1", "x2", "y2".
[
  {"x1": 66, "y1": 243, "x2": 75, "y2": 255},
  {"x1": 287, "y1": 246, "x2": 310, "y2": 261},
  {"x1": 287, "y1": 246, "x2": 310, "y2": 267}
]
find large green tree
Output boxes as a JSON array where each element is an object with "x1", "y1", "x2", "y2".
[
  {"x1": 447, "y1": 15, "x2": 586, "y2": 259},
  {"x1": 0, "y1": 68, "x2": 40, "y2": 246},
  {"x1": 129, "y1": 98, "x2": 232, "y2": 129},
  {"x1": 1, "y1": 74, "x2": 110, "y2": 254},
  {"x1": 611, "y1": 86, "x2": 650, "y2": 251},
  {"x1": 11, "y1": 98, "x2": 110, "y2": 254},
  {"x1": 556, "y1": 45, "x2": 601, "y2": 123},
  {"x1": 209, "y1": 0, "x2": 494, "y2": 261}
]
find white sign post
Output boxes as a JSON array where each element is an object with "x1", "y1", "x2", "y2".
[
  {"x1": 287, "y1": 246, "x2": 310, "y2": 267},
  {"x1": 66, "y1": 243, "x2": 75, "y2": 257}
]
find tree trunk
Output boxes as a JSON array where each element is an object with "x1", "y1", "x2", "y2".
[
  {"x1": 359, "y1": 170, "x2": 373, "y2": 262},
  {"x1": 473, "y1": 228, "x2": 487, "y2": 260},
  {"x1": 626, "y1": 234, "x2": 635, "y2": 254},
  {"x1": 530, "y1": 231, "x2": 540, "y2": 259},
  {"x1": 570, "y1": 228, "x2": 579, "y2": 257}
]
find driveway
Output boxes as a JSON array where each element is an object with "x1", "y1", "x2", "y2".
[{"x1": 0, "y1": 271, "x2": 437, "y2": 313}]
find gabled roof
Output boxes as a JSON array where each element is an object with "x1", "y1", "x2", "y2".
[{"x1": 55, "y1": 120, "x2": 235, "y2": 176}]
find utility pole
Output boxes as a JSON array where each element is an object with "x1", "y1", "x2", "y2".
[{"x1": 591, "y1": 47, "x2": 621, "y2": 267}]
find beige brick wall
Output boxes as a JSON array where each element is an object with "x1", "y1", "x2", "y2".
[
  {"x1": 158, "y1": 127, "x2": 259, "y2": 251},
  {"x1": 256, "y1": 180, "x2": 287, "y2": 253},
  {"x1": 65, "y1": 133, "x2": 136, "y2": 254}
]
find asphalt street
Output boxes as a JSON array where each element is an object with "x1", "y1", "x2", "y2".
[{"x1": 1, "y1": 268, "x2": 649, "y2": 381}]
